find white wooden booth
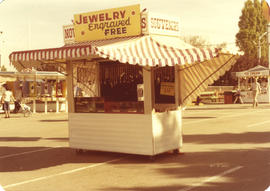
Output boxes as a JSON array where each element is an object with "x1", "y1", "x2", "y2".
[
  {"x1": 9, "y1": 36, "x2": 238, "y2": 156},
  {"x1": 9, "y1": 6, "x2": 238, "y2": 156},
  {"x1": 67, "y1": 60, "x2": 183, "y2": 156},
  {"x1": 236, "y1": 65, "x2": 270, "y2": 103},
  {"x1": 63, "y1": 35, "x2": 236, "y2": 156}
]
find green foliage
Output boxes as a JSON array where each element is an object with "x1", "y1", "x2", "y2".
[
  {"x1": 235, "y1": 0, "x2": 268, "y2": 69},
  {"x1": 212, "y1": 0, "x2": 270, "y2": 87},
  {"x1": 182, "y1": 35, "x2": 210, "y2": 48},
  {"x1": 182, "y1": 35, "x2": 227, "y2": 49}
]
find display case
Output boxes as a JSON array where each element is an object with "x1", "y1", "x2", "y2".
[
  {"x1": 75, "y1": 97, "x2": 105, "y2": 113},
  {"x1": 104, "y1": 101, "x2": 144, "y2": 113},
  {"x1": 74, "y1": 97, "x2": 144, "y2": 114}
]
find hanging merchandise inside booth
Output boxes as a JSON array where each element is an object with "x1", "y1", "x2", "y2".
[
  {"x1": 18, "y1": 79, "x2": 65, "y2": 99},
  {"x1": 154, "y1": 66, "x2": 175, "y2": 104},
  {"x1": 74, "y1": 61, "x2": 145, "y2": 113},
  {"x1": 99, "y1": 61, "x2": 143, "y2": 102}
]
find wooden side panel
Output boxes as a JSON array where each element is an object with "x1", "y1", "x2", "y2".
[
  {"x1": 69, "y1": 113, "x2": 154, "y2": 155},
  {"x1": 152, "y1": 110, "x2": 182, "y2": 154}
]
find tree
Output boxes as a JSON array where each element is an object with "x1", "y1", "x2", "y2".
[
  {"x1": 182, "y1": 35, "x2": 227, "y2": 49},
  {"x1": 182, "y1": 35, "x2": 210, "y2": 48},
  {"x1": 235, "y1": 0, "x2": 268, "y2": 70}
]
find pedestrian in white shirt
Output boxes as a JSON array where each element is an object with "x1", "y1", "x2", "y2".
[
  {"x1": 252, "y1": 78, "x2": 261, "y2": 108},
  {"x1": 1, "y1": 86, "x2": 15, "y2": 118}
]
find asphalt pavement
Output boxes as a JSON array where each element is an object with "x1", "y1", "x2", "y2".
[{"x1": 0, "y1": 103, "x2": 269, "y2": 191}]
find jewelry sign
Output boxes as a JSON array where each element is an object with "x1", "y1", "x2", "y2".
[{"x1": 73, "y1": 4, "x2": 141, "y2": 42}]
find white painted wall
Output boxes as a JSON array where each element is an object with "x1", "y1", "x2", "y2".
[
  {"x1": 69, "y1": 113, "x2": 154, "y2": 155},
  {"x1": 69, "y1": 110, "x2": 182, "y2": 156}
]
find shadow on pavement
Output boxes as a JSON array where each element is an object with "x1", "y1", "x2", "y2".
[
  {"x1": 0, "y1": 137, "x2": 68, "y2": 142},
  {"x1": 39, "y1": 119, "x2": 68, "y2": 122},
  {"x1": 184, "y1": 131, "x2": 270, "y2": 144},
  {"x1": 0, "y1": 146, "x2": 269, "y2": 191},
  {"x1": 183, "y1": 116, "x2": 216, "y2": 119},
  {"x1": 186, "y1": 103, "x2": 270, "y2": 111},
  {"x1": 0, "y1": 147, "x2": 126, "y2": 172},
  {"x1": 98, "y1": 148, "x2": 270, "y2": 191}
]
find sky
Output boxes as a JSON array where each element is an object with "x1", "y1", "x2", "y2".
[{"x1": 0, "y1": 0, "x2": 269, "y2": 70}]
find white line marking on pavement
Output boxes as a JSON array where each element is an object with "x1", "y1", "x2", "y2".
[
  {"x1": 178, "y1": 166, "x2": 243, "y2": 191},
  {"x1": 0, "y1": 147, "x2": 61, "y2": 159},
  {"x1": 247, "y1": 120, "x2": 270, "y2": 128},
  {"x1": 2, "y1": 156, "x2": 126, "y2": 189},
  {"x1": 0, "y1": 184, "x2": 5, "y2": 191}
]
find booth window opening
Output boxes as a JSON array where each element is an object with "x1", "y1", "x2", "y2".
[
  {"x1": 154, "y1": 66, "x2": 175, "y2": 104},
  {"x1": 74, "y1": 61, "x2": 144, "y2": 114},
  {"x1": 100, "y1": 62, "x2": 143, "y2": 102}
]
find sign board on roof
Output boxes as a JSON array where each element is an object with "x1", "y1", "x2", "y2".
[
  {"x1": 73, "y1": 4, "x2": 141, "y2": 42},
  {"x1": 63, "y1": 25, "x2": 75, "y2": 44},
  {"x1": 141, "y1": 12, "x2": 180, "y2": 37}
]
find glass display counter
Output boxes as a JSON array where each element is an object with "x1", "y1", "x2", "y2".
[{"x1": 74, "y1": 97, "x2": 144, "y2": 114}]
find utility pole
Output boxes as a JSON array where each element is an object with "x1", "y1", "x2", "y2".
[
  {"x1": 258, "y1": 31, "x2": 267, "y2": 64},
  {"x1": 257, "y1": 23, "x2": 270, "y2": 68},
  {"x1": 0, "y1": 31, "x2": 2, "y2": 69}
]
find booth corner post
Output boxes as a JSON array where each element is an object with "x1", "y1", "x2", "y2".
[
  {"x1": 174, "y1": 65, "x2": 180, "y2": 107},
  {"x1": 142, "y1": 66, "x2": 155, "y2": 114},
  {"x1": 66, "y1": 61, "x2": 75, "y2": 113}
]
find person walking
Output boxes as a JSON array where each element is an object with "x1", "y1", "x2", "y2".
[
  {"x1": 233, "y1": 88, "x2": 243, "y2": 104},
  {"x1": 252, "y1": 78, "x2": 261, "y2": 108},
  {"x1": 1, "y1": 86, "x2": 15, "y2": 118}
]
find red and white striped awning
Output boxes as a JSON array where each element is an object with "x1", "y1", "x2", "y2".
[
  {"x1": 94, "y1": 35, "x2": 218, "y2": 67},
  {"x1": 9, "y1": 35, "x2": 238, "y2": 106},
  {"x1": 9, "y1": 35, "x2": 218, "y2": 69}
]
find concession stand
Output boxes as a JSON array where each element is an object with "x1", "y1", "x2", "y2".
[
  {"x1": 0, "y1": 70, "x2": 67, "y2": 113},
  {"x1": 9, "y1": 5, "x2": 238, "y2": 156},
  {"x1": 236, "y1": 65, "x2": 270, "y2": 103}
]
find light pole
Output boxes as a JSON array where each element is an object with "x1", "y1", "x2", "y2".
[
  {"x1": 258, "y1": 31, "x2": 267, "y2": 63},
  {"x1": 0, "y1": 31, "x2": 2, "y2": 69},
  {"x1": 257, "y1": 23, "x2": 270, "y2": 69}
]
